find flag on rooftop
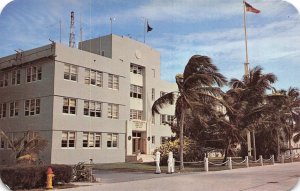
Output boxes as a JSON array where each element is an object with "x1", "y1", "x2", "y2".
[
  {"x1": 245, "y1": 1, "x2": 261, "y2": 14},
  {"x1": 147, "y1": 21, "x2": 153, "y2": 32}
]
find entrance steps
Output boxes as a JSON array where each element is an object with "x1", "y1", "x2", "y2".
[{"x1": 126, "y1": 154, "x2": 155, "y2": 163}]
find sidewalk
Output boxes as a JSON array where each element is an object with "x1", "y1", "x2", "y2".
[{"x1": 55, "y1": 162, "x2": 300, "y2": 191}]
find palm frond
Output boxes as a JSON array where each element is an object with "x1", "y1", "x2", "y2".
[{"x1": 152, "y1": 92, "x2": 177, "y2": 115}]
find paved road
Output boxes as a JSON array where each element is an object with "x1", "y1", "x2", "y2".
[{"x1": 57, "y1": 163, "x2": 300, "y2": 191}]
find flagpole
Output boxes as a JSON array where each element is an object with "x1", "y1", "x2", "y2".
[
  {"x1": 243, "y1": 0, "x2": 249, "y2": 75},
  {"x1": 144, "y1": 18, "x2": 146, "y2": 43},
  {"x1": 243, "y1": 0, "x2": 252, "y2": 158}
]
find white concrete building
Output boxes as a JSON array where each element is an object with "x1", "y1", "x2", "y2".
[{"x1": 0, "y1": 34, "x2": 176, "y2": 165}]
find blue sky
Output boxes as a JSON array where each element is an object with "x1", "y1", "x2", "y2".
[{"x1": 0, "y1": 0, "x2": 299, "y2": 90}]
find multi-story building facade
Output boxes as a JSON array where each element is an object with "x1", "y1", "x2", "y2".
[{"x1": 0, "y1": 34, "x2": 176, "y2": 164}]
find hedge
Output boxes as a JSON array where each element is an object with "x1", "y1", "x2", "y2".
[{"x1": 0, "y1": 164, "x2": 72, "y2": 190}]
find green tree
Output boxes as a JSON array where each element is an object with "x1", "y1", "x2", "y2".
[
  {"x1": 226, "y1": 66, "x2": 277, "y2": 160},
  {"x1": 152, "y1": 55, "x2": 227, "y2": 170}
]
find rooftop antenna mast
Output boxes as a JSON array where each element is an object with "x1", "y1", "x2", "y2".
[
  {"x1": 69, "y1": 11, "x2": 76, "y2": 48},
  {"x1": 79, "y1": 11, "x2": 83, "y2": 49}
]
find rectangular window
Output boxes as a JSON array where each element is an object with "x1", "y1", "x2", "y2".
[
  {"x1": 107, "y1": 133, "x2": 118, "y2": 148},
  {"x1": 130, "y1": 64, "x2": 143, "y2": 75},
  {"x1": 108, "y1": 74, "x2": 119, "y2": 90},
  {"x1": 130, "y1": 109, "x2": 142, "y2": 120},
  {"x1": 11, "y1": 70, "x2": 21, "y2": 85},
  {"x1": 61, "y1": 131, "x2": 75, "y2": 148},
  {"x1": 160, "y1": 114, "x2": 166, "y2": 124},
  {"x1": 160, "y1": 114, "x2": 174, "y2": 124},
  {"x1": 152, "y1": 115, "x2": 155, "y2": 124},
  {"x1": 83, "y1": 132, "x2": 101, "y2": 148},
  {"x1": 24, "y1": 98, "x2": 40, "y2": 116},
  {"x1": 85, "y1": 69, "x2": 103, "y2": 87},
  {"x1": 152, "y1": 69, "x2": 155, "y2": 78},
  {"x1": 152, "y1": 136, "x2": 155, "y2": 144},
  {"x1": 84, "y1": 101, "x2": 102, "y2": 117},
  {"x1": 107, "y1": 103, "x2": 119, "y2": 119},
  {"x1": 63, "y1": 98, "x2": 76, "y2": 114},
  {"x1": 26, "y1": 65, "x2": 42, "y2": 82},
  {"x1": 0, "y1": 72, "x2": 9, "y2": 87},
  {"x1": 9, "y1": 101, "x2": 19, "y2": 117},
  {"x1": 64, "y1": 64, "x2": 77, "y2": 81},
  {"x1": 152, "y1": 88, "x2": 155, "y2": 101},
  {"x1": 130, "y1": 84, "x2": 143, "y2": 99},
  {"x1": 0, "y1": 103, "x2": 6, "y2": 118}
]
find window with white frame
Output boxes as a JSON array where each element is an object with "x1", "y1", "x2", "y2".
[
  {"x1": 167, "y1": 115, "x2": 175, "y2": 123},
  {"x1": 160, "y1": 114, "x2": 174, "y2": 124},
  {"x1": 130, "y1": 64, "x2": 143, "y2": 75},
  {"x1": 108, "y1": 74, "x2": 119, "y2": 90},
  {"x1": 0, "y1": 72, "x2": 9, "y2": 87},
  {"x1": 107, "y1": 103, "x2": 119, "y2": 119},
  {"x1": 9, "y1": 101, "x2": 19, "y2": 117},
  {"x1": 130, "y1": 109, "x2": 142, "y2": 120},
  {"x1": 63, "y1": 98, "x2": 76, "y2": 114},
  {"x1": 26, "y1": 65, "x2": 42, "y2": 82},
  {"x1": 11, "y1": 70, "x2": 21, "y2": 85},
  {"x1": 61, "y1": 131, "x2": 75, "y2": 148},
  {"x1": 152, "y1": 136, "x2": 155, "y2": 144},
  {"x1": 82, "y1": 132, "x2": 101, "y2": 148},
  {"x1": 130, "y1": 84, "x2": 143, "y2": 99},
  {"x1": 107, "y1": 133, "x2": 118, "y2": 148},
  {"x1": 64, "y1": 64, "x2": 77, "y2": 81},
  {"x1": 0, "y1": 103, "x2": 6, "y2": 118},
  {"x1": 84, "y1": 69, "x2": 103, "y2": 87},
  {"x1": 84, "y1": 101, "x2": 101, "y2": 117},
  {"x1": 152, "y1": 88, "x2": 155, "y2": 101},
  {"x1": 25, "y1": 98, "x2": 40, "y2": 116},
  {"x1": 160, "y1": 114, "x2": 166, "y2": 124},
  {"x1": 152, "y1": 115, "x2": 155, "y2": 124}
]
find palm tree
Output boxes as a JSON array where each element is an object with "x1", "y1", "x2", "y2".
[
  {"x1": 227, "y1": 66, "x2": 277, "y2": 160},
  {"x1": 152, "y1": 55, "x2": 227, "y2": 170},
  {"x1": 0, "y1": 129, "x2": 47, "y2": 164},
  {"x1": 266, "y1": 87, "x2": 300, "y2": 158}
]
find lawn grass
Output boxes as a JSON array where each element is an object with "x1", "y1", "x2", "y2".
[{"x1": 92, "y1": 158, "x2": 288, "y2": 174}]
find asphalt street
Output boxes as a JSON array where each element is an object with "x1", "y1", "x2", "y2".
[{"x1": 56, "y1": 162, "x2": 300, "y2": 191}]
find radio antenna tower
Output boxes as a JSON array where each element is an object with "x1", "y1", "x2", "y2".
[{"x1": 69, "y1": 11, "x2": 76, "y2": 48}]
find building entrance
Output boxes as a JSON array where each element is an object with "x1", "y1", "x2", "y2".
[{"x1": 132, "y1": 132, "x2": 145, "y2": 154}]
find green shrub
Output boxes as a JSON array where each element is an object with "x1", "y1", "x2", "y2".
[
  {"x1": 0, "y1": 164, "x2": 72, "y2": 190},
  {"x1": 155, "y1": 138, "x2": 205, "y2": 165}
]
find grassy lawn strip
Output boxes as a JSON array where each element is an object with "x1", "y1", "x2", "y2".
[{"x1": 92, "y1": 158, "x2": 280, "y2": 173}]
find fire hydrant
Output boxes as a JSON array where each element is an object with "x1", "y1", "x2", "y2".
[{"x1": 46, "y1": 167, "x2": 55, "y2": 189}]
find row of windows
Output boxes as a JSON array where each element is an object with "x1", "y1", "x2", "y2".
[
  {"x1": 0, "y1": 132, "x2": 38, "y2": 149},
  {"x1": 130, "y1": 84, "x2": 143, "y2": 99},
  {"x1": 63, "y1": 98, "x2": 119, "y2": 119},
  {"x1": 0, "y1": 99, "x2": 40, "y2": 118},
  {"x1": 64, "y1": 64, "x2": 119, "y2": 90},
  {"x1": 61, "y1": 131, "x2": 118, "y2": 148},
  {"x1": 0, "y1": 66, "x2": 42, "y2": 88},
  {"x1": 160, "y1": 114, "x2": 175, "y2": 125},
  {"x1": 130, "y1": 109, "x2": 143, "y2": 120},
  {"x1": 130, "y1": 63, "x2": 143, "y2": 75}
]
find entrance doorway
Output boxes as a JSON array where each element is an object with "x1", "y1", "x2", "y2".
[{"x1": 132, "y1": 132, "x2": 144, "y2": 154}]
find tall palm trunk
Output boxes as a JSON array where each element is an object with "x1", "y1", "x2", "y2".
[
  {"x1": 179, "y1": 110, "x2": 185, "y2": 170},
  {"x1": 252, "y1": 130, "x2": 257, "y2": 160}
]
